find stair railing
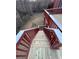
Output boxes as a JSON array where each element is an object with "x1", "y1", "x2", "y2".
[
  {"x1": 43, "y1": 27, "x2": 62, "y2": 49},
  {"x1": 16, "y1": 27, "x2": 39, "y2": 59}
]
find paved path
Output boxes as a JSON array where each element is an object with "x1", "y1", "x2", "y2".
[{"x1": 28, "y1": 31, "x2": 62, "y2": 59}]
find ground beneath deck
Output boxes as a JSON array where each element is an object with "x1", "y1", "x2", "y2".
[
  {"x1": 28, "y1": 31, "x2": 62, "y2": 59},
  {"x1": 21, "y1": 13, "x2": 44, "y2": 30}
]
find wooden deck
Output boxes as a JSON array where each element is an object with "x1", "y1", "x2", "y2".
[{"x1": 28, "y1": 31, "x2": 62, "y2": 59}]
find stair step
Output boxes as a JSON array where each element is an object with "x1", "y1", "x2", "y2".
[
  {"x1": 18, "y1": 44, "x2": 29, "y2": 51},
  {"x1": 17, "y1": 48, "x2": 28, "y2": 52},
  {"x1": 21, "y1": 40, "x2": 30, "y2": 48},
  {"x1": 20, "y1": 42, "x2": 30, "y2": 48},
  {"x1": 16, "y1": 55, "x2": 26, "y2": 57},
  {"x1": 22, "y1": 37, "x2": 30, "y2": 46}
]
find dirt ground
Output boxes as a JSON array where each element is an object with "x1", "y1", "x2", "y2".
[{"x1": 20, "y1": 13, "x2": 44, "y2": 30}]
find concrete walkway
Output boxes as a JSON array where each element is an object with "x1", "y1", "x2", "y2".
[{"x1": 28, "y1": 31, "x2": 62, "y2": 59}]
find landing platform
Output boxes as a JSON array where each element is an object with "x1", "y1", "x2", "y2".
[{"x1": 28, "y1": 31, "x2": 62, "y2": 59}]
